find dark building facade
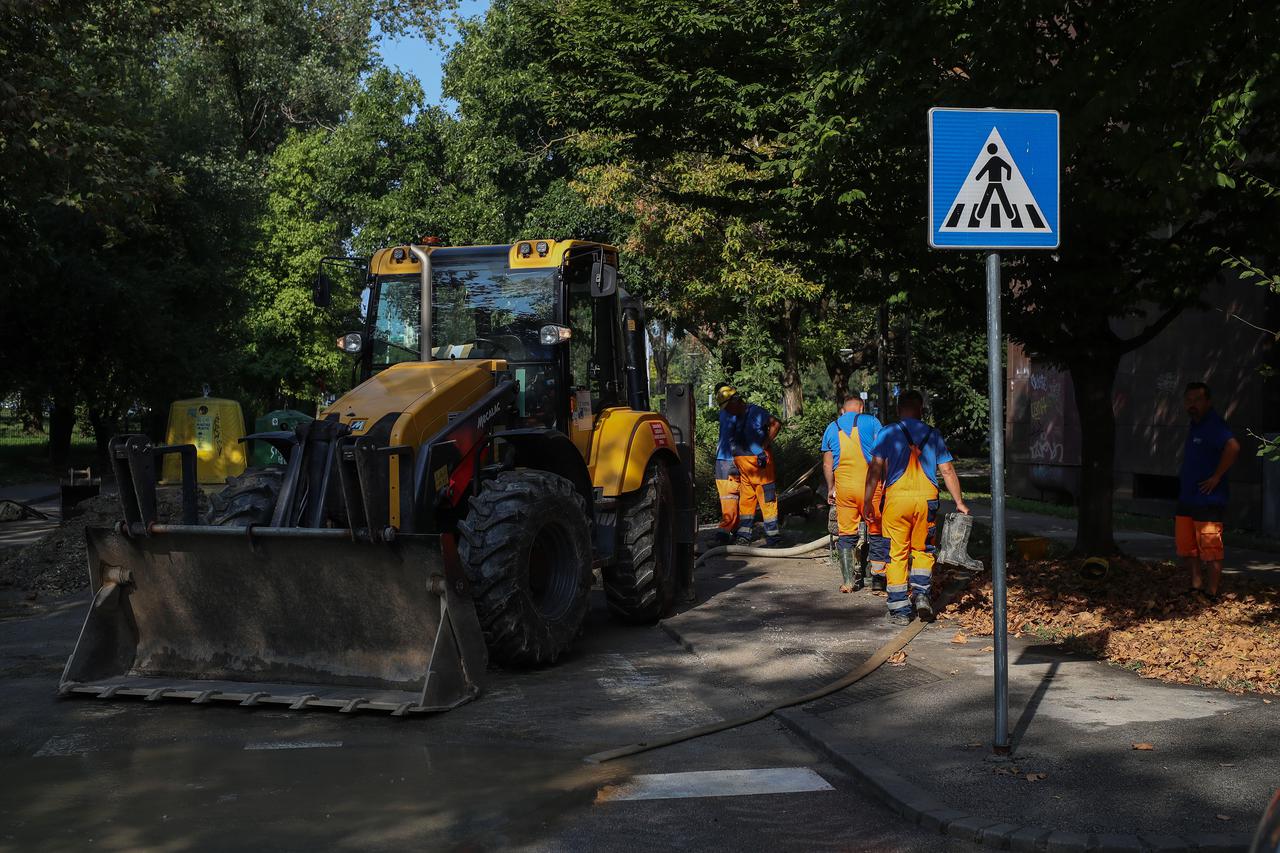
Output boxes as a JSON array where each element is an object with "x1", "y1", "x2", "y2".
[{"x1": 1006, "y1": 273, "x2": 1280, "y2": 533}]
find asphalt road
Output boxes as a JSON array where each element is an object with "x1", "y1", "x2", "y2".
[{"x1": 0, "y1": 586, "x2": 978, "y2": 852}]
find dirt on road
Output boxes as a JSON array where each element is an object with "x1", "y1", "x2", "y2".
[{"x1": 0, "y1": 490, "x2": 208, "y2": 599}]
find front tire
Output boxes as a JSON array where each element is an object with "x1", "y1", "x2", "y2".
[
  {"x1": 458, "y1": 469, "x2": 593, "y2": 667},
  {"x1": 604, "y1": 461, "x2": 677, "y2": 623},
  {"x1": 206, "y1": 467, "x2": 284, "y2": 526}
]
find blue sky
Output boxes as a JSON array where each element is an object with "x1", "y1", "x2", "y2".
[{"x1": 375, "y1": 0, "x2": 491, "y2": 106}]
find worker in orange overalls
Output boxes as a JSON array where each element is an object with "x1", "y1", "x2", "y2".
[
  {"x1": 864, "y1": 390, "x2": 969, "y2": 625},
  {"x1": 712, "y1": 383, "x2": 741, "y2": 544},
  {"x1": 717, "y1": 386, "x2": 783, "y2": 546},
  {"x1": 821, "y1": 393, "x2": 887, "y2": 592}
]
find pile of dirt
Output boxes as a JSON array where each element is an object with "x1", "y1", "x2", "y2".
[
  {"x1": 940, "y1": 558, "x2": 1280, "y2": 696},
  {"x1": 0, "y1": 490, "x2": 209, "y2": 599}
]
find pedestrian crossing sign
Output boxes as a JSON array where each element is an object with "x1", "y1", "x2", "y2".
[{"x1": 928, "y1": 108, "x2": 1059, "y2": 250}]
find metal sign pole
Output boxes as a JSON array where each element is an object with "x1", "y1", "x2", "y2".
[{"x1": 986, "y1": 251, "x2": 1010, "y2": 753}]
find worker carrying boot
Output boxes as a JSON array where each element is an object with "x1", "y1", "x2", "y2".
[
  {"x1": 864, "y1": 390, "x2": 969, "y2": 626},
  {"x1": 718, "y1": 385, "x2": 783, "y2": 547},
  {"x1": 821, "y1": 393, "x2": 888, "y2": 593}
]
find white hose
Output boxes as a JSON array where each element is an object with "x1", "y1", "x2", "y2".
[{"x1": 695, "y1": 534, "x2": 831, "y2": 568}]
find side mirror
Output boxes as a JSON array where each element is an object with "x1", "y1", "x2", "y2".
[
  {"x1": 313, "y1": 268, "x2": 333, "y2": 308},
  {"x1": 590, "y1": 261, "x2": 618, "y2": 297},
  {"x1": 539, "y1": 324, "x2": 573, "y2": 346},
  {"x1": 336, "y1": 332, "x2": 363, "y2": 354}
]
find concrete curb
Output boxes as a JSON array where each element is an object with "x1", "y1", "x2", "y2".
[{"x1": 774, "y1": 707, "x2": 1252, "y2": 853}]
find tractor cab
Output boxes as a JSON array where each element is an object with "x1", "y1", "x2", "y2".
[{"x1": 317, "y1": 241, "x2": 642, "y2": 442}]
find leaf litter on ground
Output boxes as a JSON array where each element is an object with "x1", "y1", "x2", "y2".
[{"x1": 935, "y1": 557, "x2": 1280, "y2": 696}]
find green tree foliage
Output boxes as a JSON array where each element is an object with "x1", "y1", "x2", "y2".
[{"x1": 0, "y1": 0, "x2": 450, "y2": 459}]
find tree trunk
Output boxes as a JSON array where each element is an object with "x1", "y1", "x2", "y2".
[
  {"x1": 48, "y1": 397, "x2": 75, "y2": 467},
  {"x1": 824, "y1": 353, "x2": 850, "y2": 404},
  {"x1": 87, "y1": 408, "x2": 113, "y2": 470},
  {"x1": 1067, "y1": 355, "x2": 1121, "y2": 555},
  {"x1": 780, "y1": 301, "x2": 804, "y2": 419}
]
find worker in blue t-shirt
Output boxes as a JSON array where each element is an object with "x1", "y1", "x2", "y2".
[
  {"x1": 712, "y1": 383, "x2": 741, "y2": 544},
  {"x1": 820, "y1": 393, "x2": 888, "y2": 592},
  {"x1": 717, "y1": 386, "x2": 783, "y2": 546},
  {"x1": 864, "y1": 390, "x2": 969, "y2": 625},
  {"x1": 1176, "y1": 382, "x2": 1240, "y2": 598}
]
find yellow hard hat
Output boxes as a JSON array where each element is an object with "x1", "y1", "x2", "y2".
[{"x1": 716, "y1": 385, "x2": 739, "y2": 408}]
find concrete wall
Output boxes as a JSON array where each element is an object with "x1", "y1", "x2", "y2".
[{"x1": 1006, "y1": 273, "x2": 1280, "y2": 530}]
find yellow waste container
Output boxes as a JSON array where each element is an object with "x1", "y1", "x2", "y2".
[{"x1": 161, "y1": 397, "x2": 248, "y2": 484}]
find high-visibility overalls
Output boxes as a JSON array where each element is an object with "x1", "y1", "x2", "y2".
[
  {"x1": 714, "y1": 459, "x2": 740, "y2": 533},
  {"x1": 834, "y1": 417, "x2": 889, "y2": 577},
  {"x1": 882, "y1": 424, "x2": 940, "y2": 615},
  {"x1": 734, "y1": 452, "x2": 780, "y2": 543}
]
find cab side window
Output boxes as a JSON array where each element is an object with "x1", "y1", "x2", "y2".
[{"x1": 564, "y1": 256, "x2": 621, "y2": 414}]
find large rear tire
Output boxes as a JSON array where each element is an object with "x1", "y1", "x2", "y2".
[
  {"x1": 206, "y1": 467, "x2": 284, "y2": 526},
  {"x1": 458, "y1": 469, "x2": 593, "y2": 667},
  {"x1": 604, "y1": 461, "x2": 677, "y2": 624}
]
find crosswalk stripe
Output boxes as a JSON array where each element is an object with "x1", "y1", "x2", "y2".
[
  {"x1": 243, "y1": 740, "x2": 343, "y2": 751},
  {"x1": 596, "y1": 767, "x2": 833, "y2": 802}
]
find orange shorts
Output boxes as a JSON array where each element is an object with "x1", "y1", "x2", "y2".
[{"x1": 1175, "y1": 515, "x2": 1223, "y2": 562}]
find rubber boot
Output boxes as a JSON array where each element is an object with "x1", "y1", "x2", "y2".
[
  {"x1": 837, "y1": 547, "x2": 857, "y2": 592},
  {"x1": 871, "y1": 574, "x2": 887, "y2": 593}
]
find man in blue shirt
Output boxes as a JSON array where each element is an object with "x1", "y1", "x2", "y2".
[
  {"x1": 713, "y1": 383, "x2": 741, "y2": 544},
  {"x1": 718, "y1": 387, "x2": 783, "y2": 546},
  {"x1": 1176, "y1": 382, "x2": 1240, "y2": 598},
  {"x1": 865, "y1": 390, "x2": 969, "y2": 625},
  {"x1": 821, "y1": 394, "x2": 888, "y2": 592}
]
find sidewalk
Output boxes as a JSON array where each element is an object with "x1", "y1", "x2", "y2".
[
  {"x1": 966, "y1": 498, "x2": 1280, "y2": 584},
  {"x1": 666, "y1": 534, "x2": 1274, "y2": 851},
  {"x1": 0, "y1": 481, "x2": 62, "y2": 553}
]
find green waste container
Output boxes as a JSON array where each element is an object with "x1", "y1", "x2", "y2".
[{"x1": 250, "y1": 409, "x2": 314, "y2": 467}]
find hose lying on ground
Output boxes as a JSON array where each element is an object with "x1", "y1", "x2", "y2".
[
  {"x1": 584, "y1": 559, "x2": 979, "y2": 764},
  {"x1": 694, "y1": 534, "x2": 831, "y2": 568}
]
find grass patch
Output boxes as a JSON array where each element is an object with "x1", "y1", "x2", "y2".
[{"x1": 0, "y1": 426, "x2": 96, "y2": 488}]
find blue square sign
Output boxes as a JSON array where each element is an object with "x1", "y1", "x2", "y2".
[{"x1": 928, "y1": 108, "x2": 1060, "y2": 250}]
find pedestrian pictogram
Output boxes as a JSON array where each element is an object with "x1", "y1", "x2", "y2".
[
  {"x1": 928, "y1": 108, "x2": 1059, "y2": 250},
  {"x1": 940, "y1": 128, "x2": 1050, "y2": 233}
]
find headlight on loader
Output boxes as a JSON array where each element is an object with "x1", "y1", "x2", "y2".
[{"x1": 337, "y1": 332, "x2": 363, "y2": 353}]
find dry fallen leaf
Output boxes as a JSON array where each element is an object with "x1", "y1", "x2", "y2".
[
  {"x1": 980, "y1": 645, "x2": 995, "y2": 652},
  {"x1": 1132, "y1": 742, "x2": 1155, "y2": 751},
  {"x1": 1264, "y1": 699, "x2": 1273, "y2": 705},
  {"x1": 1216, "y1": 814, "x2": 1231, "y2": 821},
  {"x1": 888, "y1": 650, "x2": 908, "y2": 667},
  {"x1": 1026, "y1": 772, "x2": 1047, "y2": 782},
  {"x1": 951, "y1": 633, "x2": 969, "y2": 645}
]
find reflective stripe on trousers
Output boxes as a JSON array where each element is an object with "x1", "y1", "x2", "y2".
[
  {"x1": 882, "y1": 445, "x2": 938, "y2": 613},
  {"x1": 734, "y1": 454, "x2": 779, "y2": 539}
]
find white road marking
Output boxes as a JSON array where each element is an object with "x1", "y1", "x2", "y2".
[
  {"x1": 597, "y1": 767, "x2": 833, "y2": 802},
  {"x1": 34, "y1": 733, "x2": 96, "y2": 757},
  {"x1": 243, "y1": 740, "x2": 343, "y2": 751}
]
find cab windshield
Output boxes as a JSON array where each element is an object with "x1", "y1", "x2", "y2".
[{"x1": 372, "y1": 255, "x2": 557, "y2": 368}]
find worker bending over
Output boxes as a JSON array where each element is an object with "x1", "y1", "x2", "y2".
[
  {"x1": 865, "y1": 390, "x2": 969, "y2": 625},
  {"x1": 821, "y1": 394, "x2": 888, "y2": 592},
  {"x1": 712, "y1": 383, "x2": 741, "y2": 544},
  {"x1": 717, "y1": 386, "x2": 783, "y2": 547}
]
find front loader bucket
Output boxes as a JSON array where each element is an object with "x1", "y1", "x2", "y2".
[{"x1": 59, "y1": 526, "x2": 487, "y2": 715}]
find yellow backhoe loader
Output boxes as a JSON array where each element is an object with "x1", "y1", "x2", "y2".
[{"x1": 60, "y1": 240, "x2": 696, "y2": 715}]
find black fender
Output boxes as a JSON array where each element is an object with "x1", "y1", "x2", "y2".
[{"x1": 495, "y1": 429, "x2": 594, "y2": 511}]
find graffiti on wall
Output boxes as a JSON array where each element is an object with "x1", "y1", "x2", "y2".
[{"x1": 1028, "y1": 370, "x2": 1066, "y2": 463}]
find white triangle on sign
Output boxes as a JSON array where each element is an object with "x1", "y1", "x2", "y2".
[{"x1": 940, "y1": 128, "x2": 1050, "y2": 233}]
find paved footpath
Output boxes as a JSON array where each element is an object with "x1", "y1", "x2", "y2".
[
  {"x1": 966, "y1": 499, "x2": 1280, "y2": 584},
  {"x1": 665, "y1": 541, "x2": 1276, "y2": 851}
]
